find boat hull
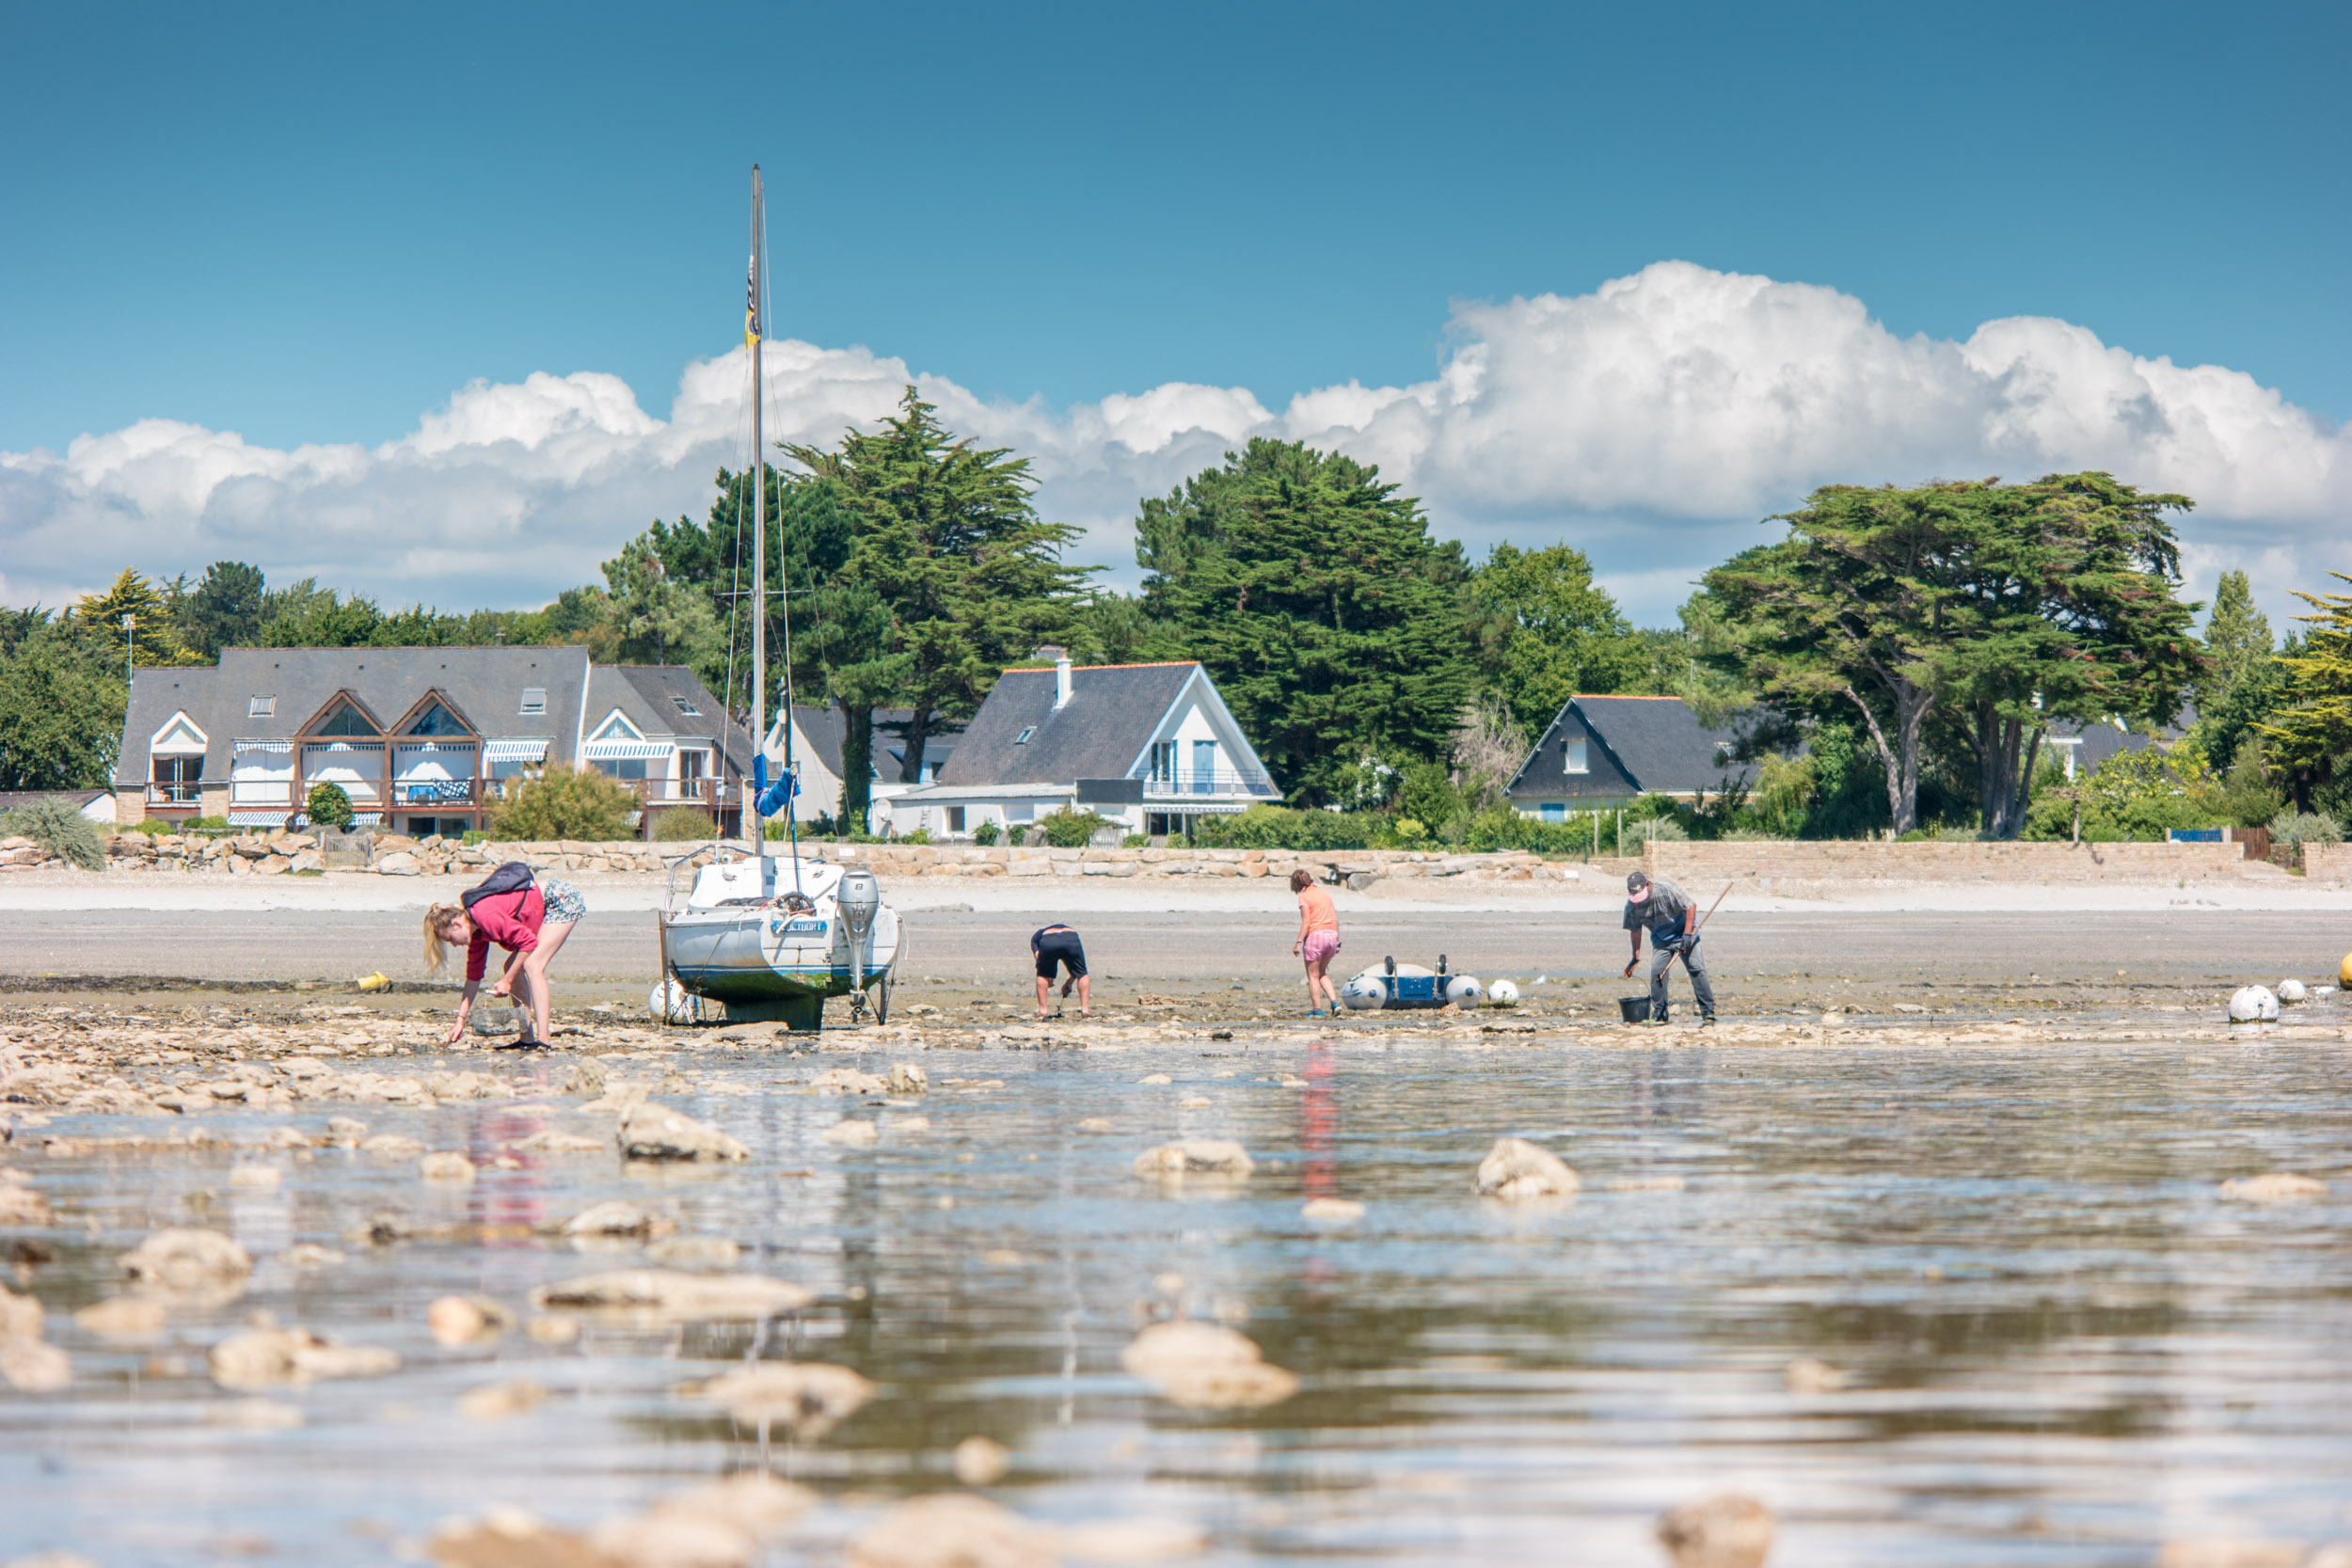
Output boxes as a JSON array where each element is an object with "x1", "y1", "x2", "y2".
[{"x1": 657, "y1": 899, "x2": 900, "y2": 1027}]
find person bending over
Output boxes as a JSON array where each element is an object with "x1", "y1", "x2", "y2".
[
  {"x1": 1622, "y1": 869, "x2": 1715, "y2": 1025},
  {"x1": 1032, "y1": 923, "x2": 1091, "y2": 1020},
  {"x1": 424, "y1": 865, "x2": 588, "y2": 1046},
  {"x1": 1290, "y1": 868, "x2": 1343, "y2": 1017}
]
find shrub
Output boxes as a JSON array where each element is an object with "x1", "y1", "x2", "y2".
[
  {"x1": 122, "y1": 816, "x2": 176, "y2": 836},
  {"x1": 1193, "y1": 804, "x2": 1379, "y2": 851},
  {"x1": 185, "y1": 816, "x2": 231, "y2": 833},
  {"x1": 1037, "y1": 809, "x2": 1114, "y2": 848},
  {"x1": 653, "y1": 808, "x2": 717, "y2": 842},
  {"x1": 901, "y1": 829, "x2": 932, "y2": 846},
  {"x1": 2269, "y1": 811, "x2": 2344, "y2": 849},
  {"x1": 1122, "y1": 832, "x2": 1151, "y2": 847},
  {"x1": 0, "y1": 797, "x2": 105, "y2": 870},
  {"x1": 306, "y1": 781, "x2": 355, "y2": 832},
  {"x1": 972, "y1": 819, "x2": 1000, "y2": 847},
  {"x1": 492, "y1": 764, "x2": 637, "y2": 841}
]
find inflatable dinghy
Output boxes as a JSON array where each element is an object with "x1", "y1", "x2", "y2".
[{"x1": 1340, "y1": 954, "x2": 1486, "y2": 1010}]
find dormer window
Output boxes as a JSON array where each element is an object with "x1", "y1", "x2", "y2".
[
  {"x1": 248, "y1": 695, "x2": 275, "y2": 719},
  {"x1": 520, "y1": 687, "x2": 547, "y2": 716},
  {"x1": 405, "y1": 700, "x2": 468, "y2": 736},
  {"x1": 1014, "y1": 726, "x2": 1035, "y2": 745},
  {"x1": 671, "y1": 694, "x2": 701, "y2": 716},
  {"x1": 315, "y1": 701, "x2": 375, "y2": 736}
]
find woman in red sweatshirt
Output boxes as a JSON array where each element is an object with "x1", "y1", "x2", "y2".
[{"x1": 422, "y1": 873, "x2": 587, "y2": 1046}]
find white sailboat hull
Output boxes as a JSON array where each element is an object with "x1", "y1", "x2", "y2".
[{"x1": 656, "y1": 856, "x2": 901, "y2": 1027}]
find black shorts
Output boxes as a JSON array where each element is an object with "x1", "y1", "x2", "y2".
[{"x1": 1034, "y1": 931, "x2": 1087, "y2": 979}]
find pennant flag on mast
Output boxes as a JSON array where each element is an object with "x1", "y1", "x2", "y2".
[{"x1": 744, "y1": 253, "x2": 760, "y2": 348}]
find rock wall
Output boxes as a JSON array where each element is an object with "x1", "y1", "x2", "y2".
[{"x1": 1645, "y1": 839, "x2": 2269, "y2": 889}]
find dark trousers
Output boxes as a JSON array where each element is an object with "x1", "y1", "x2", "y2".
[{"x1": 1650, "y1": 936, "x2": 1716, "y2": 1020}]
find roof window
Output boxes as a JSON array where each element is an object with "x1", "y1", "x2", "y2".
[
  {"x1": 671, "y1": 694, "x2": 701, "y2": 716},
  {"x1": 520, "y1": 687, "x2": 547, "y2": 716},
  {"x1": 1564, "y1": 738, "x2": 1588, "y2": 774},
  {"x1": 248, "y1": 695, "x2": 275, "y2": 719},
  {"x1": 1014, "y1": 726, "x2": 1036, "y2": 745}
]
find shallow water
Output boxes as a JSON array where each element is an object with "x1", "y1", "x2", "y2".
[{"x1": 8, "y1": 1036, "x2": 2352, "y2": 1565}]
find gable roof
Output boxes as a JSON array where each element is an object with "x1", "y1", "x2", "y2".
[
  {"x1": 783, "y1": 705, "x2": 961, "y2": 784},
  {"x1": 1509, "y1": 695, "x2": 1756, "y2": 800},
  {"x1": 596, "y1": 665, "x2": 755, "y2": 775},
  {"x1": 936, "y1": 662, "x2": 1212, "y2": 787}
]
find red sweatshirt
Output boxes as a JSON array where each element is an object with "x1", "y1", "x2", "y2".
[{"x1": 465, "y1": 885, "x2": 545, "y2": 983}]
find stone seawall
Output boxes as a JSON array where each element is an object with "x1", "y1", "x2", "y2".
[{"x1": 1646, "y1": 839, "x2": 2274, "y2": 890}]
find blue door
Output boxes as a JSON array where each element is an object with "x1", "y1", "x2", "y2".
[{"x1": 1193, "y1": 739, "x2": 1216, "y2": 795}]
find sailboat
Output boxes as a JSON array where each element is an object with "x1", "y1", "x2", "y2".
[{"x1": 653, "y1": 165, "x2": 904, "y2": 1033}]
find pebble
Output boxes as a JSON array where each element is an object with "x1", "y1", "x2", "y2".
[
  {"x1": 645, "y1": 1236, "x2": 740, "y2": 1268},
  {"x1": 209, "y1": 1326, "x2": 401, "y2": 1390},
  {"x1": 822, "y1": 1119, "x2": 881, "y2": 1147},
  {"x1": 952, "y1": 1435, "x2": 1010, "y2": 1486},
  {"x1": 0, "y1": 1337, "x2": 72, "y2": 1392},
  {"x1": 1137, "y1": 1073, "x2": 1173, "y2": 1085},
  {"x1": 73, "y1": 1295, "x2": 168, "y2": 1341},
  {"x1": 1784, "y1": 1356, "x2": 1847, "y2": 1393},
  {"x1": 591, "y1": 1474, "x2": 816, "y2": 1568},
  {"x1": 0, "y1": 1286, "x2": 40, "y2": 1340},
  {"x1": 1177, "y1": 1096, "x2": 1212, "y2": 1109},
  {"x1": 891, "y1": 1116, "x2": 932, "y2": 1134},
  {"x1": 530, "y1": 1270, "x2": 813, "y2": 1323},
  {"x1": 456, "y1": 1377, "x2": 548, "y2": 1421},
  {"x1": 119, "y1": 1227, "x2": 253, "y2": 1291},
  {"x1": 358, "y1": 1134, "x2": 426, "y2": 1157},
  {"x1": 526, "y1": 1316, "x2": 582, "y2": 1347},
  {"x1": 1300, "y1": 1197, "x2": 1365, "y2": 1224},
  {"x1": 2220, "y1": 1172, "x2": 2328, "y2": 1203},
  {"x1": 1120, "y1": 1321, "x2": 1299, "y2": 1410},
  {"x1": 564, "y1": 1200, "x2": 677, "y2": 1240},
  {"x1": 1132, "y1": 1140, "x2": 1254, "y2": 1180},
  {"x1": 0, "y1": 1181, "x2": 53, "y2": 1226},
  {"x1": 1656, "y1": 1493, "x2": 1775, "y2": 1568},
  {"x1": 887, "y1": 1063, "x2": 929, "y2": 1095},
  {"x1": 848, "y1": 1493, "x2": 1051, "y2": 1568},
  {"x1": 696, "y1": 1361, "x2": 876, "y2": 1437},
  {"x1": 613, "y1": 1102, "x2": 749, "y2": 1163},
  {"x1": 1608, "y1": 1175, "x2": 1686, "y2": 1192},
  {"x1": 427, "y1": 1294, "x2": 513, "y2": 1348},
  {"x1": 2155, "y1": 1545, "x2": 2311, "y2": 1568},
  {"x1": 419, "y1": 1152, "x2": 477, "y2": 1182},
  {"x1": 1474, "y1": 1137, "x2": 1579, "y2": 1201},
  {"x1": 278, "y1": 1243, "x2": 345, "y2": 1270},
  {"x1": 514, "y1": 1130, "x2": 607, "y2": 1155}
]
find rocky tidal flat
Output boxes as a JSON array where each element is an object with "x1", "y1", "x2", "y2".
[{"x1": 2, "y1": 992, "x2": 2351, "y2": 1566}]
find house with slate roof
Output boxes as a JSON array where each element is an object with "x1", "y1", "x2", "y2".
[
  {"x1": 1504, "y1": 695, "x2": 1757, "y2": 820},
  {"x1": 761, "y1": 705, "x2": 963, "y2": 826},
  {"x1": 882, "y1": 649, "x2": 1279, "y2": 840},
  {"x1": 117, "y1": 647, "x2": 752, "y2": 837}
]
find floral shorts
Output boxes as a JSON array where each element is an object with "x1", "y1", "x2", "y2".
[
  {"x1": 540, "y1": 878, "x2": 587, "y2": 925},
  {"x1": 1300, "y1": 929, "x2": 1342, "y2": 965}
]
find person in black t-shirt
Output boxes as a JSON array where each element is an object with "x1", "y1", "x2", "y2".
[
  {"x1": 1031, "y1": 924, "x2": 1091, "y2": 1020},
  {"x1": 1622, "y1": 870, "x2": 1716, "y2": 1024}
]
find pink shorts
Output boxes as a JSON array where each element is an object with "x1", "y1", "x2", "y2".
[{"x1": 1300, "y1": 930, "x2": 1342, "y2": 966}]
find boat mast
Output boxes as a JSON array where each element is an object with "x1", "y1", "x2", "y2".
[{"x1": 747, "y1": 165, "x2": 767, "y2": 857}]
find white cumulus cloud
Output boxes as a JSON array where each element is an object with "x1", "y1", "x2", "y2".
[{"x1": 4, "y1": 259, "x2": 2343, "y2": 626}]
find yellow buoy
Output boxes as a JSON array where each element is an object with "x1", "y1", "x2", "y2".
[
  {"x1": 356, "y1": 972, "x2": 389, "y2": 992},
  {"x1": 2340, "y1": 953, "x2": 2352, "y2": 988}
]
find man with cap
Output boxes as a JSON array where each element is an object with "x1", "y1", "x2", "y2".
[{"x1": 1623, "y1": 869, "x2": 1715, "y2": 1025}]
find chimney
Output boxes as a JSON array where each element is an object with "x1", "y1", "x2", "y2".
[{"x1": 1052, "y1": 648, "x2": 1073, "y2": 709}]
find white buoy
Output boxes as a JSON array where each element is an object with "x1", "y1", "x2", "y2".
[
  {"x1": 2228, "y1": 985, "x2": 2280, "y2": 1023},
  {"x1": 1487, "y1": 979, "x2": 1521, "y2": 1007},
  {"x1": 649, "y1": 978, "x2": 695, "y2": 1023},
  {"x1": 2278, "y1": 978, "x2": 2309, "y2": 1004},
  {"x1": 1445, "y1": 975, "x2": 1485, "y2": 1007},
  {"x1": 1339, "y1": 974, "x2": 1386, "y2": 1010}
]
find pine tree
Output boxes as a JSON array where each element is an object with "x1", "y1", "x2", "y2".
[
  {"x1": 2260, "y1": 574, "x2": 2352, "y2": 806},
  {"x1": 2201, "y1": 569, "x2": 2272, "y2": 707},
  {"x1": 1136, "y1": 438, "x2": 1475, "y2": 805}
]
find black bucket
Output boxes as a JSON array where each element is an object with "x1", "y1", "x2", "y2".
[{"x1": 1618, "y1": 995, "x2": 1653, "y2": 1023}]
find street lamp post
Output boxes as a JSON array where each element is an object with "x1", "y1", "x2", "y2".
[{"x1": 121, "y1": 613, "x2": 135, "y2": 684}]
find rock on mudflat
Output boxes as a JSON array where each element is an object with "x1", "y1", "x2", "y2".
[
  {"x1": 1475, "y1": 1137, "x2": 1579, "y2": 1202},
  {"x1": 530, "y1": 1270, "x2": 811, "y2": 1323},
  {"x1": 73, "y1": 1295, "x2": 167, "y2": 1341},
  {"x1": 952, "y1": 1435, "x2": 1010, "y2": 1486},
  {"x1": 2154, "y1": 1544, "x2": 2312, "y2": 1568},
  {"x1": 591, "y1": 1474, "x2": 816, "y2": 1568},
  {"x1": 0, "y1": 1286, "x2": 40, "y2": 1340},
  {"x1": 428, "y1": 1294, "x2": 514, "y2": 1347},
  {"x1": 209, "y1": 1326, "x2": 400, "y2": 1391},
  {"x1": 1132, "y1": 1140, "x2": 1254, "y2": 1180},
  {"x1": 1120, "y1": 1321, "x2": 1299, "y2": 1410},
  {"x1": 515, "y1": 1130, "x2": 607, "y2": 1155},
  {"x1": 0, "y1": 1178, "x2": 53, "y2": 1226},
  {"x1": 2220, "y1": 1172, "x2": 2329, "y2": 1203},
  {"x1": 646, "y1": 1236, "x2": 740, "y2": 1268},
  {"x1": 1784, "y1": 1356, "x2": 1847, "y2": 1394},
  {"x1": 887, "y1": 1063, "x2": 929, "y2": 1095},
  {"x1": 420, "y1": 1152, "x2": 477, "y2": 1182},
  {"x1": 1656, "y1": 1493, "x2": 1775, "y2": 1568},
  {"x1": 614, "y1": 1102, "x2": 749, "y2": 1163},
  {"x1": 0, "y1": 1336, "x2": 72, "y2": 1392},
  {"x1": 119, "y1": 1227, "x2": 252, "y2": 1291},
  {"x1": 822, "y1": 1119, "x2": 880, "y2": 1148},
  {"x1": 1300, "y1": 1197, "x2": 1365, "y2": 1225},
  {"x1": 696, "y1": 1362, "x2": 876, "y2": 1437},
  {"x1": 457, "y1": 1378, "x2": 547, "y2": 1422},
  {"x1": 563, "y1": 1200, "x2": 677, "y2": 1241},
  {"x1": 849, "y1": 1494, "x2": 1052, "y2": 1568}
]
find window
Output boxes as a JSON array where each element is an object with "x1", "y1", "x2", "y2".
[
  {"x1": 946, "y1": 805, "x2": 965, "y2": 833},
  {"x1": 1008, "y1": 802, "x2": 1035, "y2": 822},
  {"x1": 596, "y1": 758, "x2": 648, "y2": 782},
  {"x1": 1564, "y1": 737, "x2": 1588, "y2": 774},
  {"x1": 316, "y1": 701, "x2": 374, "y2": 736},
  {"x1": 1541, "y1": 802, "x2": 1566, "y2": 823},
  {"x1": 520, "y1": 687, "x2": 547, "y2": 716},
  {"x1": 247, "y1": 695, "x2": 275, "y2": 719},
  {"x1": 670, "y1": 694, "x2": 701, "y2": 716},
  {"x1": 1150, "y1": 740, "x2": 1177, "y2": 781},
  {"x1": 1013, "y1": 726, "x2": 1035, "y2": 745},
  {"x1": 405, "y1": 701, "x2": 467, "y2": 736},
  {"x1": 151, "y1": 755, "x2": 202, "y2": 804}
]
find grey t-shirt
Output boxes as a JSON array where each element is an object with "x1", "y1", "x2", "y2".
[{"x1": 1623, "y1": 879, "x2": 1695, "y2": 945}]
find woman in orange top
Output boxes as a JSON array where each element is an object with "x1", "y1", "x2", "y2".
[{"x1": 1291, "y1": 868, "x2": 1343, "y2": 1016}]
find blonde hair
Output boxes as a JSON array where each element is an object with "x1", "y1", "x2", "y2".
[
  {"x1": 1289, "y1": 869, "x2": 1315, "y2": 893},
  {"x1": 421, "y1": 902, "x2": 467, "y2": 974}
]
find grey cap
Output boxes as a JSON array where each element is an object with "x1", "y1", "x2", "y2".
[{"x1": 1626, "y1": 870, "x2": 1649, "y2": 893}]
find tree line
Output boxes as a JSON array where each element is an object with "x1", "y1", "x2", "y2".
[{"x1": 5, "y1": 382, "x2": 2342, "y2": 846}]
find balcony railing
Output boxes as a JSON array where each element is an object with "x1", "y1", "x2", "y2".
[
  {"x1": 145, "y1": 782, "x2": 204, "y2": 808},
  {"x1": 1138, "y1": 767, "x2": 1277, "y2": 798},
  {"x1": 634, "y1": 777, "x2": 724, "y2": 808}
]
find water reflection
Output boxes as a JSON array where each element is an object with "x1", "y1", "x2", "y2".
[{"x1": 3, "y1": 1039, "x2": 2350, "y2": 1565}]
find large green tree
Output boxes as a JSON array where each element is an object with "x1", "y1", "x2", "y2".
[
  {"x1": 183, "y1": 561, "x2": 267, "y2": 657},
  {"x1": 2261, "y1": 574, "x2": 2352, "y2": 809},
  {"x1": 1706, "y1": 473, "x2": 2203, "y2": 837},
  {"x1": 76, "y1": 569, "x2": 200, "y2": 667},
  {"x1": 0, "y1": 621, "x2": 123, "y2": 790},
  {"x1": 786, "y1": 388, "x2": 1089, "y2": 785},
  {"x1": 1136, "y1": 437, "x2": 1476, "y2": 805},
  {"x1": 1468, "y1": 544, "x2": 1643, "y2": 738},
  {"x1": 2200, "y1": 568, "x2": 2273, "y2": 709}
]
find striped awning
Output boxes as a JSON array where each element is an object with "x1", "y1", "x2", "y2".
[
  {"x1": 231, "y1": 739, "x2": 294, "y2": 753},
  {"x1": 582, "y1": 740, "x2": 675, "y2": 761},
  {"x1": 485, "y1": 738, "x2": 550, "y2": 761},
  {"x1": 228, "y1": 810, "x2": 292, "y2": 826}
]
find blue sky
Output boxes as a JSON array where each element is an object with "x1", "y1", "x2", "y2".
[{"x1": 3, "y1": 0, "x2": 2344, "y2": 623}]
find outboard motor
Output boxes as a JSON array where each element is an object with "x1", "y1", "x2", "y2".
[{"x1": 838, "y1": 868, "x2": 882, "y2": 1019}]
